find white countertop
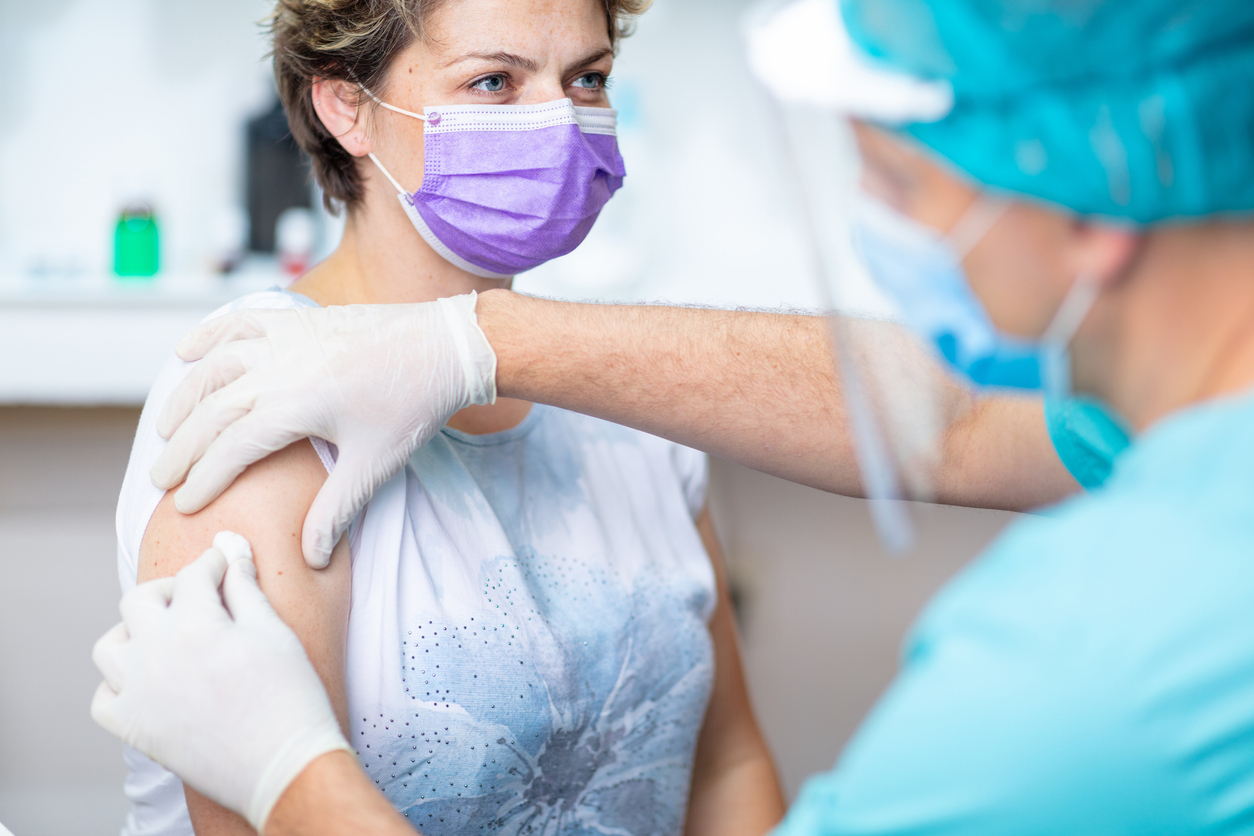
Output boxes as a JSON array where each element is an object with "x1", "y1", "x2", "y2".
[{"x1": 0, "y1": 268, "x2": 284, "y2": 406}]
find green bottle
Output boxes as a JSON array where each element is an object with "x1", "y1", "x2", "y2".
[{"x1": 114, "y1": 203, "x2": 160, "y2": 278}]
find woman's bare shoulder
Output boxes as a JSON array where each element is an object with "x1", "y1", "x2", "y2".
[
  {"x1": 140, "y1": 439, "x2": 352, "y2": 835},
  {"x1": 138, "y1": 439, "x2": 350, "y2": 616}
]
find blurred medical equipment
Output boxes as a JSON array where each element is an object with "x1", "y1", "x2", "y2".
[
  {"x1": 91, "y1": 532, "x2": 351, "y2": 833},
  {"x1": 363, "y1": 91, "x2": 626, "y2": 279},
  {"x1": 276, "y1": 207, "x2": 317, "y2": 281},
  {"x1": 149, "y1": 293, "x2": 497, "y2": 569},
  {"x1": 208, "y1": 205, "x2": 249, "y2": 275},
  {"x1": 113, "y1": 202, "x2": 161, "y2": 278},
  {"x1": 246, "y1": 100, "x2": 313, "y2": 255}
]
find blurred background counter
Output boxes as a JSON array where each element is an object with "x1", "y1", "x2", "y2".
[{"x1": 0, "y1": 270, "x2": 280, "y2": 406}]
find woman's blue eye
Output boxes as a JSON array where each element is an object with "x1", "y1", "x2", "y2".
[
  {"x1": 571, "y1": 73, "x2": 606, "y2": 90},
  {"x1": 473, "y1": 75, "x2": 507, "y2": 93}
]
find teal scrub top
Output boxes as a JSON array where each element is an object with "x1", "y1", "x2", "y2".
[{"x1": 776, "y1": 389, "x2": 1254, "y2": 834}]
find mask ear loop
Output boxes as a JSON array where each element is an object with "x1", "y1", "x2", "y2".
[
  {"x1": 358, "y1": 84, "x2": 430, "y2": 123},
  {"x1": 367, "y1": 152, "x2": 410, "y2": 196},
  {"x1": 356, "y1": 84, "x2": 429, "y2": 196},
  {"x1": 1039, "y1": 273, "x2": 1101, "y2": 398},
  {"x1": 948, "y1": 196, "x2": 1009, "y2": 260},
  {"x1": 1043, "y1": 274, "x2": 1101, "y2": 347},
  {"x1": 946, "y1": 192, "x2": 1101, "y2": 347},
  {"x1": 947, "y1": 193, "x2": 1100, "y2": 397}
]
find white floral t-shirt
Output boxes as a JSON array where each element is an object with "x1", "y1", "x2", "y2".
[{"x1": 115, "y1": 291, "x2": 717, "y2": 836}]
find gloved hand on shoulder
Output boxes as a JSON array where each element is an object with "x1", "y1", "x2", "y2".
[{"x1": 149, "y1": 293, "x2": 497, "y2": 568}]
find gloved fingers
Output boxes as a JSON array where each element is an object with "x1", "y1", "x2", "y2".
[
  {"x1": 174, "y1": 309, "x2": 277, "y2": 362},
  {"x1": 211, "y1": 533, "x2": 271, "y2": 624},
  {"x1": 221, "y1": 556, "x2": 282, "y2": 627},
  {"x1": 91, "y1": 622, "x2": 130, "y2": 694},
  {"x1": 118, "y1": 577, "x2": 176, "y2": 633},
  {"x1": 169, "y1": 547, "x2": 233, "y2": 623},
  {"x1": 212, "y1": 530, "x2": 254, "y2": 563},
  {"x1": 89, "y1": 679, "x2": 124, "y2": 739},
  {"x1": 156, "y1": 338, "x2": 269, "y2": 441},
  {"x1": 439, "y1": 292, "x2": 499, "y2": 407},
  {"x1": 152, "y1": 384, "x2": 256, "y2": 494},
  {"x1": 173, "y1": 409, "x2": 297, "y2": 514},
  {"x1": 301, "y1": 453, "x2": 386, "y2": 569}
]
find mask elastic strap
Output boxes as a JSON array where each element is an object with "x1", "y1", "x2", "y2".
[
  {"x1": 1042, "y1": 273, "x2": 1101, "y2": 348},
  {"x1": 367, "y1": 153, "x2": 409, "y2": 196},
  {"x1": 947, "y1": 197, "x2": 1009, "y2": 260},
  {"x1": 359, "y1": 84, "x2": 430, "y2": 122},
  {"x1": 354, "y1": 84, "x2": 422, "y2": 196},
  {"x1": 1039, "y1": 274, "x2": 1101, "y2": 398}
]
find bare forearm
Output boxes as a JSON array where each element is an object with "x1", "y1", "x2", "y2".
[
  {"x1": 686, "y1": 749, "x2": 785, "y2": 836},
  {"x1": 480, "y1": 289, "x2": 863, "y2": 495},
  {"x1": 477, "y1": 290, "x2": 1078, "y2": 510},
  {"x1": 266, "y1": 752, "x2": 414, "y2": 836},
  {"x1": 686, "y1": 511, "x2": 786, "y2": 836},
  {"x1": 936, "y1": 393, "x2": 1081, "y2": 510}
]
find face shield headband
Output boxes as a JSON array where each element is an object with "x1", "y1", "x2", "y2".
[{"x1": 746, "y1": 0, "x2": 1100, "y2": 552}]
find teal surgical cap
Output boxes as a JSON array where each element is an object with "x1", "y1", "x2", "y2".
[{"x1": 839, "y1": 0, "x2": 1254, "y2": 224}]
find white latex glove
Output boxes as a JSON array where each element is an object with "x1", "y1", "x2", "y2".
[
  {"x1": 150, "y1": 293, "x2": 497, "y2": 568},
  {"x1": 91, "y1": 532, "x2": 352, "y2": 834}
]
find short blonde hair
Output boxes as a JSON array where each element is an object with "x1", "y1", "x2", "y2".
[{"x1": 271, "y1": 0, "x2": 650, "y2": 212}]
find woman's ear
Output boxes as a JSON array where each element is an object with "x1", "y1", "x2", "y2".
[
  {"x1": 1071, "y1": 220, "x2": 1142, "y2": 290},
  {"x1": 311, "y1": 78, "x2": 372, "y2": 157}
]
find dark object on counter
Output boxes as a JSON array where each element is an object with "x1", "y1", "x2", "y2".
[
  {"x1": 114, "y1": 203, "x2": 160, "y2": 278},
  {"x1": 247, "y1": 100, "x2": 312, "y2": 253}
]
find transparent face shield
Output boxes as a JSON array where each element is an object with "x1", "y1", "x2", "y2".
[{"x1": 745, "y1": 0, "x2": 975, "y2": 552}]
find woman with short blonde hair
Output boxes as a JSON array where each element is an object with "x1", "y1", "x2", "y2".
[{"x1": 113, "y1": 1, "x2": 785, "y2": 834}]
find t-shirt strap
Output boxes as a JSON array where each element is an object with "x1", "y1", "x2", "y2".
[
  {"x1": 1044, "y1": 396, "x2": 1133, "y2": 490},
  {"x1": 668, "y1": 444, "x2": 709, "y2": 519},
  {"x1": 310, "y1": 438, "x2": 337, "y2": 474}
]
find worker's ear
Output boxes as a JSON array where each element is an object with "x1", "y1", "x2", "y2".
[
  {"x1": 311, "y1": 78, "x2": 372, "y2": 158},
  {"x1": 1068, "y1": 219, "x2": 1142, "y2": 289}
]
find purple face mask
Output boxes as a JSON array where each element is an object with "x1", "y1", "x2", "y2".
[{"x1": 365, "y1": 92, "x2": 626, "y2": 279}]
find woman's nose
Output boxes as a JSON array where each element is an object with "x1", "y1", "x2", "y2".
[{"x1": 519, "y1": 77, "x2": 569, "y2": 105}]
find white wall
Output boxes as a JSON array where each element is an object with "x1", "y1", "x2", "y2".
[{"x1": 0, "y1": 0, "x2": 275, "y2": 278}]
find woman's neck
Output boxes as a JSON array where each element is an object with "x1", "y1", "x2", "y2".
[
  {"x1": 292, "y1": 178, "x2": 506, "y2": 306},
  {"x1": 291, "y1": 180, "x2": 533, "y2": 435}
]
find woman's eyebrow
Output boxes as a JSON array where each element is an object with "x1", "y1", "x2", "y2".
[
  {"x1": 440, "y1": 48, "x2": 613, "y2": 74},
  {"x1": 564, "y1": 47, "x2": 614, "y2": 72},
  {"x1": 441, "y1": 51, "x2": 541, "y2": 71}
]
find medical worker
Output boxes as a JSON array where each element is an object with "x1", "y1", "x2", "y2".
[{"x1": 92, "y1": 0, "x2": 1254, "y2": 832}]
